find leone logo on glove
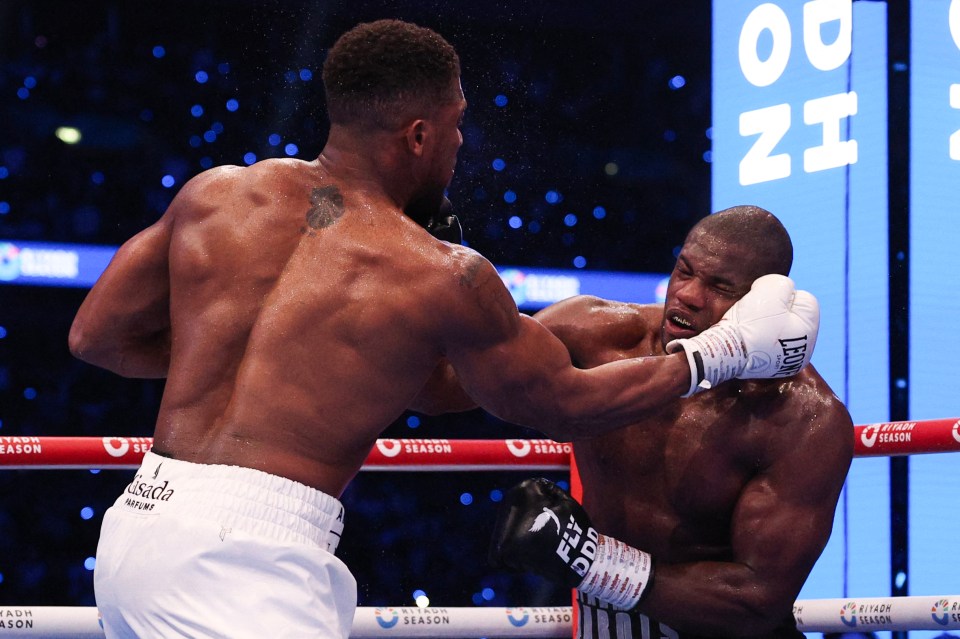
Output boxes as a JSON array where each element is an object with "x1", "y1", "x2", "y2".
[
  {"x1": 746, "y1": 334, "x2": 810, "y2": 377},
  {"x1": 773, "y1": 335, "x2": 809, "y2": 377}
]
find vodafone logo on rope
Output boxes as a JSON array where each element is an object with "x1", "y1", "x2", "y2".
[
  {"x1": 376, "y1": 439, "x2": 403, "y2": 458},
  {"x1": 952, "y1": 420, "x2": 960, "y2": 444}
]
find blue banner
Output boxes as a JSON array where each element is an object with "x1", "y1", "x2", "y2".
[
  {"x1": 0, "y1": 240, "x2": 116, "y2": 288},
  {"x1": 0, "y1": 240, "x2": 668, "y2": 308},
  {"x1": 712, "y1": 0, "x2": 890, "y2": 606}
]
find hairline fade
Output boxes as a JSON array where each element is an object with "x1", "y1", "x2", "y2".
[{"x1": 322, "y1": 19, "x2": 462, "y2": 130}]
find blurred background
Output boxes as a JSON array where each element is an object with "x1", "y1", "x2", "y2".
[{"x1": 0, "y1": 0, "x2": 713, "y2": 611}]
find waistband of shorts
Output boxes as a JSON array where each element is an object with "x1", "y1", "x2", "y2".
[
  {"x1": 128, "y1": 451, "x2": 345, "y2": 554},
  {"x1": 577, "y1": 591, "x2": 635, "y2": 613}
]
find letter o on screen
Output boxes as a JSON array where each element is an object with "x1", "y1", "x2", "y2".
[
  {"x1": 739, "y1": 3, "x2": 792, "y2": 87},
  {"x1": 951, "y1": 0, "x2": 960, "y2": 51}
]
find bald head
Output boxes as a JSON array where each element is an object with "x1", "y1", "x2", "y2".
[{"x1": 685, "y1": 205, "x2": 793, "y2": 281}]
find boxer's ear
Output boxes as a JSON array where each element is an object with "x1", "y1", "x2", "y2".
[{"x1": 404, "y1": 120, "x2": 427, "y2": 157}]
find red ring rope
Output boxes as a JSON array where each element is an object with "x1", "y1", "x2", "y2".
[
  {"x1": 0, "y1": 418, "x2": 957, "y2": 470},
  {"x1": 0, "y1": 437, "x2": 572, "y2": 470}
]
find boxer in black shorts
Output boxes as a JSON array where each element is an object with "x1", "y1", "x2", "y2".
[{"x1": 491, "y1": 207, "x2": 852, "y2": 639}]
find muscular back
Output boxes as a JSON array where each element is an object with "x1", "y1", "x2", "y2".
[{"x1": 152, "y1": 159, "x2": 466, "y2": 496}]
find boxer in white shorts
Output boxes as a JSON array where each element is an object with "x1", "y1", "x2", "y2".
[
  {"x1": 95, "y1": 452, "x2": 354, "y2": 638},
  {"x1": 70, "y1": 19, "x2": 819, "y2": 637}
]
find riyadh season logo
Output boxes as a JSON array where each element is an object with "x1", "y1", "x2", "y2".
[
  {"x1": 375, "y1": 608, "x2": 399, "y2": 629},
  {"x1": 500, "y1": 269, "x2": 528, "y2": 306},
  {"x1": 932, "y1": 599, "x2": 950, "y2": 626},
  {"x1": 840, "y1": 601, "x2": 858, "y2": 627},
  {"x1": 0, "y1": 243, "x2": 20, "y2": 281},
  {"x1": 498, "y1": 269, "x2": 580, "y2": 307},
  {"x1": 102, "y1": 437, "x2": 130, "y2": 457},
  {"x1": 101, "y1": 437, "x2": 152, "y2": 458},
  {"x1": 376, "y1": 439, "x2": 402, "y2": 458},
  {"x1": 506, "y1": 608, "x2": 529, "y2": 627},
  {"x1": 505, "y1": 440, "x2": 531, "y2": 457},
  {"x1": 860, "y1": 425, "x2": 880, "y2": 448}
]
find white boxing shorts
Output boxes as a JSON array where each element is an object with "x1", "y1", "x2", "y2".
[{"x1": 94, "y1": 451, "x2": 355, "y2": 638}]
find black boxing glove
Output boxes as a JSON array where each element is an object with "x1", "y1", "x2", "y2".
[
  {"x1": 490, "y1": 478, "x2": 654, "y2": 610},
  {"x1": 489, "y1": 477, "x2": 598, "y2": 587},
  {"x1": 425, "y1": 197, "x2": 463, "y2": 244},
  {"x1": 404, "y1": 194, "x2": 463, "y2": 244}
]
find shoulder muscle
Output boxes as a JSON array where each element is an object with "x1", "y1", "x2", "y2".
[
  {"x1": 442, "y1": 246, "x2": 520, "y2": 349},
  {"x1": 535, "y1": 296, "x2": 657, "y2": 365}
]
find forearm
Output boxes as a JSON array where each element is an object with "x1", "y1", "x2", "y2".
[
  {"x1": 545, "y1": 353, "x2": 690, "y2": 439},
  {"x1": 69, "y1": 219, "x2": 173, "y2": 378},
  {"x1": 454, "y1": 316, "x2": 691, "y2": 437},
  {"x1": 70, "y1": 324, "x2": 170, "y2": 378},
  {"x1": 636, "y1": 560, "x2": 794, "y2": 636}
]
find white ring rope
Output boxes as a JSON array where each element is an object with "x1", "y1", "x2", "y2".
[{"x1": 3, "y1": 597, "x2": 960, "y2": 637}]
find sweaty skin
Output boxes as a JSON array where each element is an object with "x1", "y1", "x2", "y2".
[
  {"x1": 69, "y1": 82, "x2": 694, "y2": 499},
  {"x1": 535, "y1": 232, "x2": 853, "y2": 638}
]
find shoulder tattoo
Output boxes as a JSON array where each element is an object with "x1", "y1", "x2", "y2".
[
  {"x1": 302, "y1": 186, "x2": 345, "y2": 234},
  {"x1": 458, "y1": 254, "x2": 486, "y2": 289},
  {"x1": 458, "y1": 253, "x2": 516, "y2": 325}
]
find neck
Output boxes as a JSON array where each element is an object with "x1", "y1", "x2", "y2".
[{"x1": 318, "y1": 126, "x2": 415, "y2": 209}]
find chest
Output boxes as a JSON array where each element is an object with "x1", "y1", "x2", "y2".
[{"x1": 573, "y1": 394, "x2": 772, "y2": 558}]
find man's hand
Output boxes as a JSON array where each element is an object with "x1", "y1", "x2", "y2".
[
  {"x1": 666, "y1": 274, "x2": 819, "y2": 396},
  {"x1": 489, "y1": 477, "x2": 600, "y2": 588},
  {"x1": 490, "y1": 478, "x2": 655, "y2": 610},
  {"x1": 425, "y1": 197, "x2": 463, "y2": 244}
]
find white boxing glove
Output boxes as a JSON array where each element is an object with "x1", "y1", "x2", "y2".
[{"x1": 666, "y1": 274, "x2": 820, "y2": 397}]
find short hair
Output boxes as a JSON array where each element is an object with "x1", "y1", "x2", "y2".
[
  {"x1": 322, "y1": 20, "x2": 461, "y2": 130},
  {"x1": 686, "y1": 205, "x2": 793, "y2": 277}
]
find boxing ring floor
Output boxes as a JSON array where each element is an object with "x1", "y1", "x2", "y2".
[{"x1": 1, "y1": 418, "x2": 959, "y2": 637}]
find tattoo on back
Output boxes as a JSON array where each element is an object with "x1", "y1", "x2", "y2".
[{"x1": 302, "y1": 186, "x2": 345, "y2": 234}]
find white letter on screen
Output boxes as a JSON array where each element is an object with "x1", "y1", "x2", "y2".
[
  {"x1": 950, "y1": 0, "x2": 960, "y2": 51},
  {"x1": 803, "y1": 91, "x2": 859, "y2": 173},
  {"x1": 803, "y1": 0, "x2": 852, "y2": 71},
  {"x1": 949, "y1": 84, "x2": 960, "y2": 160},
  {"x1": 739, "y1": 103, "x2": 792, "y2": 185},
  {"x1": 739, "y1": 3, "x2": 792, "y2": 87}
]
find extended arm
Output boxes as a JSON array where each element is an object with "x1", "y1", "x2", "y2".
[
  {"x1": 442, "y1": 254, "x2": 690, "y2": 439},
  {"x1": 69, "y1": 215, "x2": 173, "y2": 378},
  {"x1": 409, "y1": 294, "x2": 633, "y2": 417}
]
